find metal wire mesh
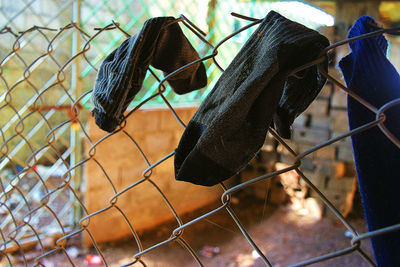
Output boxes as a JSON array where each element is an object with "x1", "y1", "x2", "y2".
[{"x1": 1, "y1": 9, "x2": 400, "y2": 267}]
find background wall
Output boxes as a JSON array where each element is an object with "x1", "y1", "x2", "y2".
[{"x1": 83, "y1": 107, "x2": 224, "y2": 244}]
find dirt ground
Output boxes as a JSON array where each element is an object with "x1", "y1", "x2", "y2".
[{"x1": 11, "y1": 194, "x2": 374, "y2": 267}]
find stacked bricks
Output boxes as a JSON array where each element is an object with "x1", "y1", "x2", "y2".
[
  {"x1": 84, "y1": 107, "x2": 223, "y2": 245},
  {"x1": 271, "y1": 26, "x2": 358, "y2": 218},
  {"x1": 273, "y1": 76, "x2": 357, "y2": 218},
  {"x1": 241, "y1": 26, "x2": 359, "y2": 218}
]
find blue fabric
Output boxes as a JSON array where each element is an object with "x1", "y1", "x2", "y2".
[{"x1": 338, "y1": 15, "x2": 400, "y2": 267}]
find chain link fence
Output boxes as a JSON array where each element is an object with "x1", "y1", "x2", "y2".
[{"x1": 1, "y1": 0, "x2": 400, "y2": 266}]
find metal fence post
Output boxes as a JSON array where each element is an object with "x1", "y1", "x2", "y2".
[{"x1": 71, "y1": 0, "x2": 83, "y2": 228}]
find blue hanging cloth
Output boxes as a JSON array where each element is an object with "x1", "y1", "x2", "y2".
[{"x1": 338, "y1": 15, "x2": 400, "y2": 267}]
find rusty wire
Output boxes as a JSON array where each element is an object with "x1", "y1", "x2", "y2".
[{"x1": 0, "y1": 13, "x2": 399, "y2": 267}]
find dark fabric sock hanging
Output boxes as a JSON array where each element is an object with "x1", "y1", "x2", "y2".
[
  {"x1": 92, "y1": 16, "x2": 207, "y2": 132},
  {"x1": 174, "y1": 11, "x2": 329, "y2": 186},
  {"x1": 274, "y1": 57, "x2": 328, "y2": 138},
  {"x1": 338, "y1": 15, "x2": 400, "y2": 267}
]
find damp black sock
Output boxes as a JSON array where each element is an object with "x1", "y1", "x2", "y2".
[
  {"x1": 92, "y1": 16, "x2": 207, "y2": 132},
  {"x1": 174, "y1": 11, "x2": 329, "y2": 186},
  {"x1": 273, "y1": 52, "x2": 328, "y2": 138}
]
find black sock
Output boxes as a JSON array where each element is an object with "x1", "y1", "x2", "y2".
[
  {"x1": 92, "y1": 17, "x2": 207, "y2": 132},
  {"x1": 274, "y1": 52, "x2": 328, "y2": 138},
  {"x1": 175, "y1": 11, "x2": 329, "y2": 186}
]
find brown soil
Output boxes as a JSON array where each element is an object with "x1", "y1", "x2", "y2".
[{"x1": 11, "y1": 194, "x2": 373, "y2": 267}]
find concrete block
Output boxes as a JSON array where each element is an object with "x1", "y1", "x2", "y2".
[
  {"x1": 331, "y1": 89, "x2": 348, "y2": 109},
  {"x1": 337, "y1": 146, "x2": 354, "y2": 163},
  {"x1": 323, "y1": 176, "x2": 355, "y2": 216},
  {"x1": 311, "y1": 116, "x2": 332, "y2": 130},
  {"x1": 331, "y1": 109, "x2": 349, "y2": 132},
  {"x1": 292, "y1": 127, "x2": 330, "y2": 145},
  {"x1": 292, "y1": 114, "x2": 308, "y2": 127},
  {"x1": 304, "y1": 99, "x2": 329, "y2": 117},
  {"x1": 315, "y1": 146, "x2": 337, "y2": 160},
  {"x1": 314, "y1": 175, "x2": 356, "y2": 218},
  {"x1": 299, "y1": 157, "x2": 316, "y2": 172},
  {"x1": 326, "y1": 175, "x2": 355, "y2": 192},
  {"x1": 314, "y1": 159, "x2": 335, "y2": 177}
]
